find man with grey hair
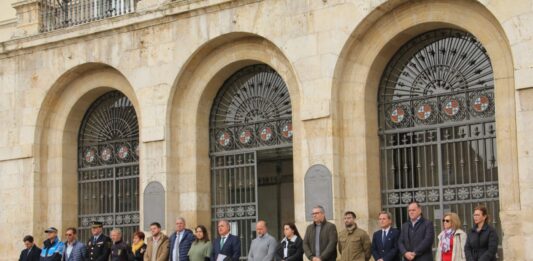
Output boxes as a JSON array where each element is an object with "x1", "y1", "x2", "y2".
[
  {"x1": 169, "y1": 217, "x2": 195, "y2": 261},
  {"x1": 110, "y1": 228, "x2": 128, "y2": 261},
  {"x1": 303, "y1": 205, "x2": 338, "y2": 261},
  {"x1": 371, "y1": 211, "x2": 400, "y2": 261},
  {"x1": 247, "y1": 220, "x2": 278, "y2": 261},
  {"x1": 211, "y1": 219, "x2": 241, "y2": 261}
]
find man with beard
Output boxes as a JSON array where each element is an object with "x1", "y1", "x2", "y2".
[
  {"x1": 144, "y1": 222, "x2": 170, "y2": 261},
  {"x1": 337, "y1": 211, "x2": 371, "y2": 261}
]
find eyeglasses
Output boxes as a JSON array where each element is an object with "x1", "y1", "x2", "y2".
[
  {"x1": 65, "y1": 233, "x2": 74, "y2": 236},
  {"x1": 311, "y1": 212, "x2": 321, "y2": 216},
  {"x1": 442, "y1": 219, "x2": 451, "y2": 223}
]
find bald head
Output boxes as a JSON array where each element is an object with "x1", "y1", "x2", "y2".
[{"x1": 256, "y1": 220, "x2": 268, "y2": 237}]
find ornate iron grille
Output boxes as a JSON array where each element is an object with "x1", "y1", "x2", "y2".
[
  {"x1": 78, "y1": 91, "x2": 140, "y2": 243},
  {"x1": 378, "y1": 29, "x2": 501, "y2": 252},
  {"x1": 210, "y1": 65, "x2": 293, "y2": 153},
  {"x1": 210, "y1": 65, "x2": 293, "y2": 259}
]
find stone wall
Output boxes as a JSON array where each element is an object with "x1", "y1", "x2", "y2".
[{"x1": 0, "y1": 0, "x2": 531, "y2": 260}]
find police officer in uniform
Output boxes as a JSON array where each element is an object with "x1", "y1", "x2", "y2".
[{"x1": 86, "y1": 221, "x2": 112, "y2": 261}]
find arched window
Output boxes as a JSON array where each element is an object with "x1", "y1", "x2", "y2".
[
  {"x1": 209, "y1": 64, "x2": 293, "y2": 256},
  {"x1": 378, "y1": 29, "x2": 500, "y2": 245},
  {"x1": 78, "y1": 91, "x2": 140, "y2": 241}
]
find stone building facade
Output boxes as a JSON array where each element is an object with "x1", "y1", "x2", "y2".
[{"x1": 0, "y1": 0, "x2": 532, "y2": 260}]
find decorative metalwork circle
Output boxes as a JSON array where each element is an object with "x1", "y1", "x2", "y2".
[
  {"x1": 388, "y1": 193, "x2": 400, "y2": 204},
  {"x1": 217, "y1": 131, "x2": 232, "y2": 147},
  {"x1": 246, "y1": 205, "x2": 256, "y2": 216},
  {"x1": 281, "y1": 122, "x2": 293, "y2": 139},
  {"x1": 238, "y1": 129, "x2": 253, "y2": 144},
  {"x1": 486, "y1": 185, "x2": 498, "y2": 198},
  {"x1": 84, "y1": 148, "x2": 96, "y2": 163},
  {"x1": 472, "y1": 186, "x2": 484, "y2": 199},
  {"x1": 414, "y1": 191, "x2": 426, "y2": 202},
  {"x1": 117, "y1": 145, "x2": 129, "y2": 160},
  {"x1": 390, "y1": 106, "x2": 406, "y2": 124},
  {"x1": 100, "y1": 147, "x2": 113, "y2": 161},
  {"x1": 226, "y1": 207, "x2": 235, "y2": 217},
  {"x1": 259, "y1": 126, "x2": 273, "y2": 142},
  {"x1": 416, "y1": 103, "x2": 433, "y2": 121},
  {"x1": 443, "y1": 98, "x2": 461, "y2": 117},
  {"x1": 216, "y1": 208, "x2": 225, "y2": 218},
  {"x1": 427, "y1": 190, "x2": 439, "y2": 202},
  {"x1": 472, "y1": 94, "x2": 490, "y2": 113}
]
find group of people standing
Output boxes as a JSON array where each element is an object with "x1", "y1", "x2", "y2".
[{"x1": 19, "y1": 202, "x2": 498, "y2": 261}]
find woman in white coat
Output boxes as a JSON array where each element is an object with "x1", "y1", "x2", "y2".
[{"x1": 436, "y1": 212, "x2": 467, "y2": 261}]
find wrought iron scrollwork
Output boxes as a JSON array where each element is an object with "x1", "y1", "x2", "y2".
[
  {"x1": 378, "y1": 29, "x2": 501, "y2": 250},
  {"x1": 77, "y1": 91, "x2": 139, "y2": 243}
]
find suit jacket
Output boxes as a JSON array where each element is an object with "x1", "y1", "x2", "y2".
[
  {"x1": 86, "y1": 234, "x2": 112, "y2": 261},
  {"x1": 302, "y1": 220, "x2": 338, "y2": 261},
  {"x1": 210, "y1": 234, "x2": 241, "y2": 261},
  {"x1": 275, "y1": 236, "x2": 303, "y2": 261},
  {"x1": 371, "y1": 228, "x2": 400, "y2": 261},
  {"x1": 398, "y1": 217, "x2": 434, "y2": 261},
  {"x1": 20, "y1": 246, "x2": 42, "y2": 261},
  {"x1": 169, "y1": 229, "x2": 196, "y2": 261},
  {"x1": 62, "y1": 241, "x2": 87, "y2": 261}
]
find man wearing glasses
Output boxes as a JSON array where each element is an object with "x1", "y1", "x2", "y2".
[
  {"x1": 398, "y1": 201, "x2": 434, "y2": 261},
  {"x1": 303, "y1": 205, "x2": 338, "y2": 261},
  {"x1": 63, "y1": 227, "x2": 86, "y2": 261}
]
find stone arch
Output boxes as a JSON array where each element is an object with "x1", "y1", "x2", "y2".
[
  {"x1": 332, "y1": 0, "x2": 517, "y2": 253},
  {"x1": 167, "y1": 33, "x2": 303, "y2": 229},
  {"x1": 34, "y1": 63, "x2": 141, "y2": 236}
]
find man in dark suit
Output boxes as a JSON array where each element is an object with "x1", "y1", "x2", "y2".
[
  {"x1": 86, "y1": 221, "x2": 112, "y2": 261},
  {"x1": 371, "y1": 211, "x2": 400, "y2": 261},
  {"x1": 398, "y1": 202, "x2": 434, "y2": 261},
  {"x1": 19, "y1": 235, "x2": 41, "y2": 261},
  {"x1": 211, "y1": 219, "x2": 241, "y2": 261},
  {"x1": 169, "y1": 217, "x2": 195, "y2": 261}
]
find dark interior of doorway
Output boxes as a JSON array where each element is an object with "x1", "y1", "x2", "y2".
[{"x1": 256, "y1": 147, "x2": 294, "y2": 240}]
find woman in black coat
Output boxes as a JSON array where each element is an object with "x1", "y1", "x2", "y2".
[
  {"x1": 276, "y1": 222, "x2": 304, "y2": 261},
  {"x1": 128, "y1": 231, "x2": 147, "y2": 261},
  {"x1": 465, "y1": 205, "x2": 499, "y2": 261}
]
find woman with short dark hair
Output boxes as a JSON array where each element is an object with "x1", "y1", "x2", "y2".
[
  {"x1": 275, "y1": 222, "x2": 303, "y2": 261},
  {"x1": 465, "y1": 206, "x2": 498, "y2": 261}
]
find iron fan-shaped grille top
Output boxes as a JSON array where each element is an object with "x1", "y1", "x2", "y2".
[
  {"x1": 379, "y1": 29, "x2": 495, "y2": 130},
  {"x1": 78, "y1": 91, "x2": 139, "y2": 167},
  {"x1": 380, "y1": 29, "x2": 493, "y2": 101},
  {"x1": 210, "y1": 65, "x2": 293, "y2": 152},
  {"x1": 211, "y1": 65, "x2": 292, "y2": 128}
]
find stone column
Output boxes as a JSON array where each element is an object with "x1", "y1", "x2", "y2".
[{"x1": 12, "y1": 0, "x2": 42, "y2": 38}]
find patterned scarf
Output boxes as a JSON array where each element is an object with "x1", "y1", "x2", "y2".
[{"x1": 439, "y1": 229, "x2": 455, "y2": 253}]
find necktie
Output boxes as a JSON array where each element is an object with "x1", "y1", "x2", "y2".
[
  {"x1": 220, "y1": 237, "x2": 226, "y2": 248},
  {"x1": 382, "y1": 230, "x2": 386, "y2": 245}
]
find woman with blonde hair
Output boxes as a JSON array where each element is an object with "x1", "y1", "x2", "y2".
[{"x1": 435, "y1": 212, "x2": 467, "y2": 261}]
